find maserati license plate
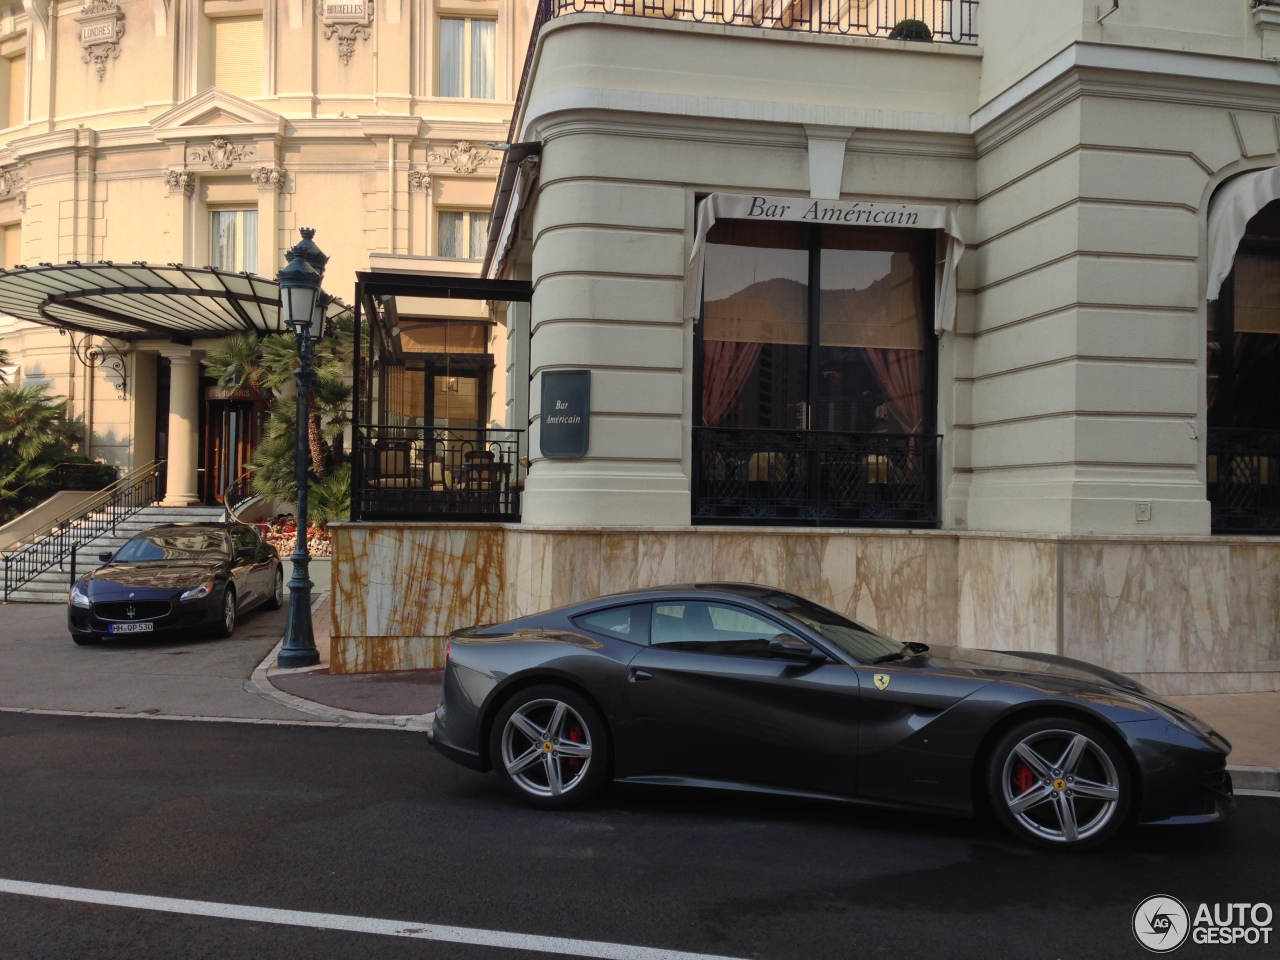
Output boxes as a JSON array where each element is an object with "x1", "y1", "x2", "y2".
[{"x1": 109, "y1": 622, "x2": 154, "y2": 634}]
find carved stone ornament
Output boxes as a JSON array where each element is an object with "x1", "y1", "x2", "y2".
[
  {"x1": 187, "y1": 137, "x2": 254, "y2": 170},
  {"x1": 428, "y1": 141, "x2": 495, "y2": 175},
  {"x1": 251, "y1": 165, "x2": 286, "y2": 192},
  {"x1": 407, "y1": 169, "x2": 430, "y2": 193},
  {"x1": 76, "y1": 1, "x2": 126, "y2": 82},
  {"x1": 163, "y1": 168, "x2": 195, "y2": 196},
  {"x1": 0, "y1": 168, "x2": 29, "y2": 211},
  {"x1": 318, "y1": 0, "x2": 374, "y2": 66}
]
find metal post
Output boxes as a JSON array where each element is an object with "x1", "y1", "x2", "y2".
[
  {"x1": 70, "y1": 541, "x2": 79, "y2": 590},
  {"x1": 278, "y1": 328, "x2": 320, "y2": 669}
]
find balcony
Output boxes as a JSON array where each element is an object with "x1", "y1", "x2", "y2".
[
  {"x1": 353, "y1": 425, "x2": 526, "y2": 522},
  {"x1": 693, "y1": 427, "x2": 940, "y2": 526}
]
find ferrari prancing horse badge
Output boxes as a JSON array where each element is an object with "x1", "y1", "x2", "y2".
[{"x1": 873, "y1": 674, "x2": 890, "y2": 691}]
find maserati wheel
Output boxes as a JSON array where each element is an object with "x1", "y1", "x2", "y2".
[
  {"x1": 214, "y1": 586, "x2": 237, "y2": 639},
  {"x1": 265, "y1": 566, "x2": 284, "y2": 610},
  {"x1": 988, "y1": 717, "x2": 1131, "y2": 850},
  {"x1": 489, "y1": 685, "x2": 610, "y2": 810}
]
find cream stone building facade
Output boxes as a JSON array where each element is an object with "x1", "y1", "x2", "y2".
[
  {"x1": 0, "y1": 0, "x2": 533, "y2": 504},
  {"x1": 330, "y1": 1, "x2": 1280, "y2": 694}
]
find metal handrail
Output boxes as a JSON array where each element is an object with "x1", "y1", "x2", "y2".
[
  {"x1": 1, "y1": 459, "x2": 165, "y2": 601},
  {"x1": 221, "y1": 465, "x2": 257, "y2": 522}
]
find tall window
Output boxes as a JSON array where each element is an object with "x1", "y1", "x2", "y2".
[
  {"x1": 1, "y1": 53, "x2": 25, "y2": 128},
  {"x1": 700, "y1": 222, "x2": 931, "y2": 434},
  {"x1": 211, "y1": 210, "x2": 258, "y2": 273},
  {"x1": 437, "y1": 210, "x2": 490, "y2": 259},
  {"x1": 439, "y1": 18, "x2": 495, "y2": 98},
  {"x1": 212, "y1": 16, "x2": 263, "y2": 98},
  {"x1": 1, "y1": 222, "x2": 20, "y2": 269}
]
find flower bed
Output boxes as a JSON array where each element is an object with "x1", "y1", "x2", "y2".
[{"x1": 255, "y1": 516, "x2": 332, "y2": 557}]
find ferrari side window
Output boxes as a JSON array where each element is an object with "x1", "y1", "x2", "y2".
[
  {"x1": 574, "y1": 604, "x2": 651, "y2": 644},
  {"x1": 652, "y1": 602, "x2": 783, "y2": 658}
]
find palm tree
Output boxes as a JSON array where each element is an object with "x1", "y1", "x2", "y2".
[
  {"x1": 202, "y1": 333, "x2": 266, "y2": 394},
  {"x1": 0, "y1": 347, "x2": 12, "y2": 385}
]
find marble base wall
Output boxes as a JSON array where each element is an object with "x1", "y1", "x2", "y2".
[{"x1": 328, "y1": 523, "x2": 1280, "y2": 694}]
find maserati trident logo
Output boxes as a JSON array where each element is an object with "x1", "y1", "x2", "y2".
[
  {"x1": 125, "y1": 604, "x2": 137, "y2": 619},
  {"x1": 1133, "y1": 895, "x2": 1190, "y2": 952}
]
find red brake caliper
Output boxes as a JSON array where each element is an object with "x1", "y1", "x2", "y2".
[
  {"x1": 565, "y1": 724, "x2": 585, "y2": 774},
  {"x1": 1013, "y1": 761, "x2": 1035, "y2": 795}
]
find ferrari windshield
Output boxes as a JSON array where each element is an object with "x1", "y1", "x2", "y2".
[
  {"x1": 113, "y1": 531, "x2": 229, "y2": 563},
  {"x1": 760, "y1": 592, "x2": 903, "y2": 662}
]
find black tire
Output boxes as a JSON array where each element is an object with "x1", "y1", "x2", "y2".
[
  {"x1": 488, "y1": 684, "x2": 611, "y2": 810},
  {"x1": 71, "y1": 633, "x2": 101, "y2": 646},
  {"x1": 987, "y1": 716, "x2": 1132, "y2": 851},
  {"x1": 264, "y1": 565, "x2": 284, "y2": 610},
  {"x1": 213, "y1": 585, "x2": 237, "y2": 639}
]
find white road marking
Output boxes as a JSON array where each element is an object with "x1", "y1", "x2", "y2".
[{"x1": 0, "y1": 878, "x2": 747, "y2": 960}]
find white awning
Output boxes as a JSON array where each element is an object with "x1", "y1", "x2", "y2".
[
  {"x1": 685, "y1": 192, "x2": 966, "y2": 333},
  {"x1": 0, "y1": 262, "x2": 347, "y2": 343},
  {"x1": 1206, "y1": 167, "x2": 1280, "y2": 302}
]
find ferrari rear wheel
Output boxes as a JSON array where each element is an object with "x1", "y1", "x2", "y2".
[
  {"x1": 490, "y1": 684, "x2": 610, "y2": 810},
  {"x1": 987, "y1": 717, "x2": 1131, "y2": 851}
]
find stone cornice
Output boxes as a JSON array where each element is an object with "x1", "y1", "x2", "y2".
[{"x1": 357, "y1": 115, "x2": 422, "y2": 139}]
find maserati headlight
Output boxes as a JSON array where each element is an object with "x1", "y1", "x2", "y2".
[
  {"x1": 180, "y1": 581, "x2": 214, "y2": 602},
  {"x1": 69, "y1": 581, "x2": 91, "y2": 609}
]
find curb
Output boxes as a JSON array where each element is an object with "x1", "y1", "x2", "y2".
[
  {"x1": 243, "y1": 593, "x2": 434, "y2": 738},
  {"x1": 1230, "y1": 764, "x2": 1280, "y2": 796}
]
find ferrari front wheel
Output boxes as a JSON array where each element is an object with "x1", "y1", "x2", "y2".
[
  {"x1": 987, "y1": 717, "x2": 1131, "y2": 851},
  {"x1": 489, "y1": 684, "x2": 610, "y2": 810}
]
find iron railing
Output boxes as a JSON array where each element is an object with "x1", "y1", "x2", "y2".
[
  {"x1": 353, "y1": 425, "x2": 525, "y2": 522},
  {"x1": 222, "y1": 466, "x2": 257, "y2": 522},
  {"x1": 2, "y1": 460, "x2": 164, "y2": 600},
  {"x1": 508, "y1": 0, "x2": 978, "y2": 140},
  {"x1": 693, "y1": 427, "x2": 939, "y2": 526},
  {"x1": 1208, "y1": 428, "x2": 1280, "y2": 533}
]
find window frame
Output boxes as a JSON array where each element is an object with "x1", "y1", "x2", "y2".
[
  {"x1": 210, "y1": 207, "x2": 259, "y2": 274},
  {"x1": 438, "y1": 15, "x2": 497, "y2": 100},
  {"x1": 436, "y1": 209, "x2": 492, "y2": 259}
]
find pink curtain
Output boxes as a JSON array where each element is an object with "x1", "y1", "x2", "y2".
[
  {"x1": 865, "y1": 348, "x2": 922, "y2": 433},
  {"x1": 702, "y1": 340, "x2": 762, "y2": 426}
]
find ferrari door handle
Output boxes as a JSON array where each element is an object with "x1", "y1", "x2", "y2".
[{"x1": 628, "y1": 668, "x2": 653, "y2": 682}]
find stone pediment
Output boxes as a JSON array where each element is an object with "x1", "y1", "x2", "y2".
[{"x1": 149, "y1": 88, "x2": 285, "y2": 142}]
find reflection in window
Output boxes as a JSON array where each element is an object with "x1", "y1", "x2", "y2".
[
  {"x1": 651, "y1": 601, "x2": 783, "y2": 657},
  {"x1": 701, "y1": 221, "x2": 929, "y2": 435}
]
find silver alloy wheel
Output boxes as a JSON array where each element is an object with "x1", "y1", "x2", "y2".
[
  {"x1": 499, "y1": 698, "x2": 594, "y2": 799},
  {"x1": 274, "y1": 568, "x2": 284, "y2": 605},
  {"x1": 1001, "y1": 728, "x2": 1121, "y2": 844},
  {"x1": 223, "y1": 589, "x2": 236, "y2": 634}
]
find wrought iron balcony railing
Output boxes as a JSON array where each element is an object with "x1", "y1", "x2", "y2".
[
  {"x1": 352, "y1": 425, "x2": 526, "y2": 522},
  {"x1": 693, "y1": 427, "x2": 939, "y2": 526},
  {"x1": 1207, "y1": 427, "x2": 1280, "y2": 533},
  {"x1": 509, "y1": 0, "x2": 978, "y2": 140}
]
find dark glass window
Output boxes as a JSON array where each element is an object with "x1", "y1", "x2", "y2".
[
  {"x1": 574, "y1": 604, "x2": 650, "y2": 644},
  {"x1": 651, "y1": 601, "x2": 787, "y2": 658},
  {"x1": 700, "y1": 221, "x2": 933, "y2": 434}
]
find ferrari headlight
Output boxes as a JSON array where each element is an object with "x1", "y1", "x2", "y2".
[
  {"x1": 69, "y1": 581, "x2": 91, "y2": 609},
  {"x1": 180, "y1": 581, "x2": 214, "y2": 602}
]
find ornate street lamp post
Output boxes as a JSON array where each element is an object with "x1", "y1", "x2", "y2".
[{"x1": 277, "y1": 227, "x2": 329, "y2": 669}]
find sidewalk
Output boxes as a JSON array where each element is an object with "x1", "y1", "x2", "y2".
[{"x1": 252, "y1": 598, "x2": 1279, "y2": 793}]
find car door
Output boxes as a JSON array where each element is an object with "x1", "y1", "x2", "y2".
[
  {"x1": 615, "y1": 599, "x2": 861, "y2": 797},
  {"x1": 229, "y1": 526, "x2": 261, "y2": 607}
]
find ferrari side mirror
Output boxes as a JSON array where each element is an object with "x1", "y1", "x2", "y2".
[{"x1": 769, "y1": 634, "x2": 826, "y2": 662}]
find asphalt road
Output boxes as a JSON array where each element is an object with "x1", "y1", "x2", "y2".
[
  {"x1": 0, "y1": 600, "x2": 319, "y2": 721},
  {"x1": 1, "y1": 713, "x2": 1276, "y2": 960}
]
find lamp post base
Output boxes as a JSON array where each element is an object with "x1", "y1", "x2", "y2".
[{"x1": 278, "y1": 555, "x2": 320, "y2": 669}]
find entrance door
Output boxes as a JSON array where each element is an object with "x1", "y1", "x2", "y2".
[{"x1": 204, "y1": 390, "x2": 262, "y2": 504}]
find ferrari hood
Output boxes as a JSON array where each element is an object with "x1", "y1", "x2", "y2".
[{"x1": 915, "y1": 646, "x2": 1146, "y2": 693}]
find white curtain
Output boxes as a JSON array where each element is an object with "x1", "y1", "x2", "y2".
[
  {"x1": 438, "y1": 212, "x2": 463, "y2": 258},
  {"x1": 471, "y1": 19, "x2": 495, "y2": 100},
  {"x1": 469, "y1": 213, "x2": 491, "y2": 260},
  {"x1": 241, "y1": 210, "x2": 258, "y2": 274},
  {"x1": 439, "y1": 18, "x2": 464, "y2": 97}
]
